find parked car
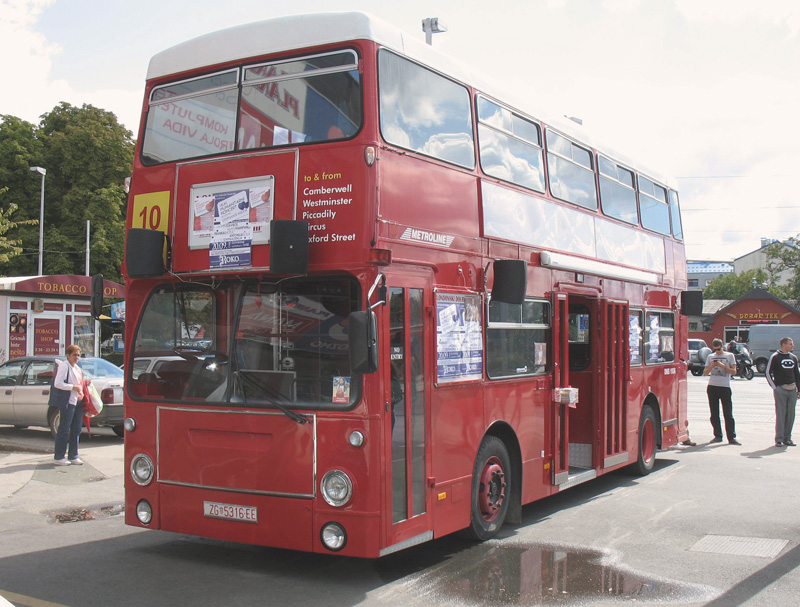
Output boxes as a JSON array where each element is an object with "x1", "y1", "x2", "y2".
[
  {"x1": 0, "y1": 356, "x2": 124, "y2": 437},
  {"x1": 687, "y1": 339, "x2": 708, "y2": 376}
]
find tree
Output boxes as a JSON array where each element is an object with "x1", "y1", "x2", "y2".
[
  {"x1": 765, "y1": 239, "x2": 800, "y2": 300},
  {"x1": 703, "y1": 268, "x2": 770, "y2": 300},
  {"x1": 0, "y1": 115, "x2": 43, "y2": 273},
  {"x1": 0, "y1": 104, "x2": 134, "y2": 281},
  {"x1": 0, "y1": 188, "x2": 38, "y2": 264}
]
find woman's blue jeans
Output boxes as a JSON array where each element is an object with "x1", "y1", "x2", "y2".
[{"x1": 54, "y1": 403, "x2": 84, "y2": 460}]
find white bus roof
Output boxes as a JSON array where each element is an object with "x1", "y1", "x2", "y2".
[{"x1": 147, "y1": 11, "x2": 674, "y2": 188}]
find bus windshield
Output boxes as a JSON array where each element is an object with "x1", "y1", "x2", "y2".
[
  {"x1": 129, "y1": 277, "x2": 360, "y2": 408},
  {"x1": 141, "y1": 50, "x2": 362, "y2": 164}
]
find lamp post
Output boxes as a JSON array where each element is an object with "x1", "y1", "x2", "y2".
[{"x1": 29, "y1": 166, "x2": 46, "y2": 276}]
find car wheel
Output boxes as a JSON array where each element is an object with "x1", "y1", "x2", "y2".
[
  {"x1": 465, "y1": 435, "x2": 510, "y2": 541},
  {"x1": 113, "y1": 425, "x2": 124, "y2": 438},
  {"x1": 691, "y1": 369, "x2": 703, "y2": 376},
  {"x1": 48, "y1": 407, "x2": 60, "y2": 438},
  {"x1": 756, "y1": 359, "x2": 767, "y2": 375}
]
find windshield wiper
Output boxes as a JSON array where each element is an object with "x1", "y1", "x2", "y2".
[{"x1": 236, "y1": 370, "x2": 309, "y2": 425}]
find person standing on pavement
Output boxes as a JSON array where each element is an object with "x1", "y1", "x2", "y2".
[
  {"x1": 53, "y1": 344, "x2": 86, "y2": 466},
  {"x1": 703, "y1": 338, "x2": 740, "y2": 445},
  {"x1": 765, "y1": 337, "x2": 800, "y2": 447}
]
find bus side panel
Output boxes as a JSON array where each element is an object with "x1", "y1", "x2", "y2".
[
  {"x1": 485, "y1": 377, "x2": 552, "y2": 505},
  {"x1": 377, "y1": 152, "x2": 481, "y2": 245},
  {"x1": 430, "y1": 384, "x2": 485, "y2": 537}
]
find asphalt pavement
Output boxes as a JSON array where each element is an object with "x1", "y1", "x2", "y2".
[{"x1": 0, "y1": 373, "x2": 798, "y2": 607}]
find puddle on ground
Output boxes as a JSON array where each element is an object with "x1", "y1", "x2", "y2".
[{"x1": 408, "y1": 540, "x2": 717, "y2": 605}]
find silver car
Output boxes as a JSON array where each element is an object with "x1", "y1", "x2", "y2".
[
  {"x1": 687, "y1": 339, "x2": 708, "y2": 376},
  {"x1": 0, "y1": 356, "x2": 124, "y2": 437}
]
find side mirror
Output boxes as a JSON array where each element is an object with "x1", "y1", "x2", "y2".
[
  {"x1": 349, "y1": 311, "x2": 378, "y2": 374},
  {"x1": 492, "y1": 259, "x2": 527, "y2": 305},
  {"x1": 681, "y1": 290, "x2": 703, "y2": 316},
  {"x1": 126, "y1": 228, "x2": 166, "y2": 278},
  {"x1": 91, "y1": 274, "x2": 104, "y2": 319}
]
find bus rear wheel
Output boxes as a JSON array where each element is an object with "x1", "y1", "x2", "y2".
[
  {"x1": 466, "y1": 436, "x2": 510, "y2": 541},
  {"x1": 633, "y1": 406, "x2": 658, "y2": 476}
]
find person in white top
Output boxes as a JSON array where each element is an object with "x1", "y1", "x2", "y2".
[
  {"x1": 53, "y1": 344, "x2": 86, "y2": 466},
  {"x1": 703, "y1": 338, "x2": 740, "y2": 445}
]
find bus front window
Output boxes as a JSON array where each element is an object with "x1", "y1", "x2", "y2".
[
  {"x1": 233, "y1": 277, "x2": 359, "y2": 408},
  {"x1": 130, "y1": 287, "x2": 229, "y2": 401}
]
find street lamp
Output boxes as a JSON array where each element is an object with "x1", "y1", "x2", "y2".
[{"x1": 29, "y1": 166, "x2": 46, "y2": 276}]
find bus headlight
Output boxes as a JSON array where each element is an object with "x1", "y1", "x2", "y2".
[
  {"x1": 320, "y1": 470, "x2": 353, "y2": 507},
  {"x1": 130, "y1": 454, "x2": 154, "y2": 486},
  {"x1": 136, "y1": 500, "x2": 153, "y2": 525},
  {"x1": 321, "y1": 522, "x2": 347, "y2": 551}
]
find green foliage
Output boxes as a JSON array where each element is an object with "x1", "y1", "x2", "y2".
[
  {"x1": 765, "y1": 239, "x2": 800, "y2": 300},
  {"x1": 0, "y1": 104, "x2": 134, "y2": 280},
  {"x1": 0, "y1": 188, "x2": 38, "y2": 263},
  {"x1": 703, "y1": 268, "x2": 771, "y2": 300}
]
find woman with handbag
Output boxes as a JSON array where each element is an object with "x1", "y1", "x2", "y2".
[{"x1": 53, "y1": 344, "x2": 88, "y2": 466}]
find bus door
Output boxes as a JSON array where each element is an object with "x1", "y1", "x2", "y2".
[
  {"x1": 382, "y1": 275, "x2": 431, "y2": 553},
  {"x1": 600, "y1": 299, "x2": 629, "y2": 469},
  {"x1": 551, "y1": 293, "x2": 570, "y2": 484},
  {"x1": 552, "y1": 293, "x2": 600, "y2": 488}
]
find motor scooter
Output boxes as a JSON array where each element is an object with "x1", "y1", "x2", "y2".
[{"x1": 733, "y1": 344, "x2": 755, "y2": 380}]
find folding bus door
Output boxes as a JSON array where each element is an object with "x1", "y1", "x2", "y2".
[
  {"x1": 551, "y1": 293, "x2": 570, "y2": 484},
  {"x1": 381, "y1": 273, "x2": 431, "y2": 555},
  {"x1": 601, "y1": 299, "x2": 629, "y2": 469}
]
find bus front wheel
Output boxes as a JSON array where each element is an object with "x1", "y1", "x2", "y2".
[
  {"x1": 466, "y1": 436, "x2": 510, "y2": 541},
  {"x1": 632, "y1": 406, "x2": 658, "y2": 476}
]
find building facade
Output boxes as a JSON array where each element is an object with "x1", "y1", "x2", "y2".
[{"x1": 0, "y1": 275, "x2": 125, "y2": 363}]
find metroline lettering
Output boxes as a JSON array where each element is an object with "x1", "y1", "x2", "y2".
[{"x1": 406, "y1": 229, "x2": 452, "y2": 246}]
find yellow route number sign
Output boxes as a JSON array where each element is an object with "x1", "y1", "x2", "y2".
[{"x1": 131, "y1": 191, "x2": 170, "y2": 234}]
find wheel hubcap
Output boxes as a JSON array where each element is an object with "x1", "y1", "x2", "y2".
[
  {"x1": 478, "y1": 456, "x2": 506, "y2": 522},
  {"x1": 642, "y1": 418, "x2": 655, "y2": 464}
]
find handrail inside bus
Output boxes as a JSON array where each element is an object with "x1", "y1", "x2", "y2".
[{"x1": 367, "y1": 273, "x2": 386, "y2": 310}]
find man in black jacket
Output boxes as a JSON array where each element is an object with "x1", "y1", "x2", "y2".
[{"x1": 766, "y1": 337, "x2": 800, "y2": 447}]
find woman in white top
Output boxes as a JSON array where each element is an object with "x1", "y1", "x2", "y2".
[{"x1": 53, "y1": 344, "x2": 86, "y2": 466}]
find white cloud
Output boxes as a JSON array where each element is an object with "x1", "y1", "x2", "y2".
[
  {"x1": 0, "y1": 0, "x2": 141, "y2": 132},
  {"x1": 674, "y1": 0, "x2": 800, "y2": 38}
]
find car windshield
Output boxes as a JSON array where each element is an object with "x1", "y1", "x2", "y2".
[{"x1": 77, "y1": 358, "x2": 124, "y2": 380}]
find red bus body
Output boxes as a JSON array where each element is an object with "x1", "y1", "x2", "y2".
[{"x1": 122, "y1": 12, "x2": 693, "y2": 558}]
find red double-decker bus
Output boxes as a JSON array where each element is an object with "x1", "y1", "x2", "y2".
[{"x1": 119, "y1": 12, "x2": 701, "y2": 557}]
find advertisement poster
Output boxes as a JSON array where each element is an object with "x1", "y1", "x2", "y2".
[
  {"x1": 436, "y1": 293, "x2": 483, "y2": 384},
  {"x1": 210, "y1": 190, "x2": 252, "y2": 270},
  {"x1": 72, "y1": 316, "x2": 94, "y2": 355},
  {"x1": 33, "y1": 318, "x2": 60, "y2": 356},
  {"x1": 629, "y1": 314, "x2": 642, "y2": 365},
  {"x1": 189, "y1": 176, "x2": 274, "y2": 250},
  {"x1": 647, "y1": 313, "x2": 660, "y2": 362},
  {"x1": 9, "y1": 313, "x2": 27, "y2": 358}
]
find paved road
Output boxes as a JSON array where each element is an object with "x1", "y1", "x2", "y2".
[{"x1": 0, "y1": 373, "x2": 797, "y2": 607}]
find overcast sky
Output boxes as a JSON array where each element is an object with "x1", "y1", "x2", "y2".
[{"x1": 3, "y1": 0, "x2": 799, "y2": 262}]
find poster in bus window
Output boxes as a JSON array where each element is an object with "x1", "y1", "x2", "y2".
[
  {"x1": 436, "y1": 293, "x2": 482, "y2": 384},
  {"x1": 332, "y1": 376, "x2": 350, "y2": 403},
  {"x1": 189, "y1": 176, "x2": 274, "y2": 250},
  {"x1": 648, "y1": 314, "x2": 660, "y2": 362},
  {"x1": 629, "y1": 315, "x2": 642, "y2": 365}
]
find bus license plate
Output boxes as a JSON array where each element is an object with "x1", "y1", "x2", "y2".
[{"x1": 203, "y1": 501, "x2": 258, "y2": 523}]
